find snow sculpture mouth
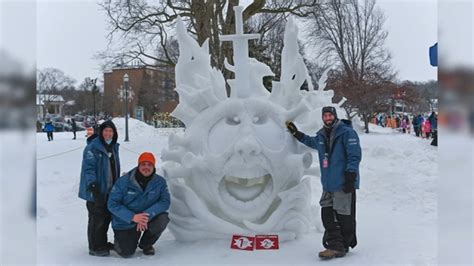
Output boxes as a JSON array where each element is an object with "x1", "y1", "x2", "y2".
[{"x1": 220, "y1": 173, "x2": 273, "y2": 206}]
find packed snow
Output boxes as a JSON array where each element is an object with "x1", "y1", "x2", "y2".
[{"x1": 36, "y1": 118, "x2": 438, "y2": 265}]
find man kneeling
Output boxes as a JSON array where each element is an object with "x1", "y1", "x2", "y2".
[{"x1": 108, "y1": 152, "x2": 170, "y2": 257}]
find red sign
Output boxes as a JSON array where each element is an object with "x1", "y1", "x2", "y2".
[
  {"x1": 230, "y1": 235, "x2": 255, "y2": 251},
  {"x1": 255, "y1": 235, "x2": 279, "y2": 250}
]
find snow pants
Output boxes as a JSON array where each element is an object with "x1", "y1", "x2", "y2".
[
  {"x1": 320, "y1": 191, "x2": 357, "y2": 252},
  {"x1": 415, "y1": 127, "x2": 421, "y2": 137},
  {"x1": 431, "y1": 130, "x2": 438, "y2": 146},
  {"x1": 86, "y1": 201, "x2": 112, "y2": 252},
  {"x1": 113, "y1": 213, "x2": 169, "y2": 258}
]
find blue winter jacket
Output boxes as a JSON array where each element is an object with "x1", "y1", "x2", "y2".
[
  {"x1": 429, "y1": 115, "x2": 438, "y2": 130},
  {"x1": 298, "y1": 119, "x2": 362, "y2": 192},
  {"x1": 78, "y1": 137, "x2": 120, "y2": 201},
  {"x1": 44, "y1": 122, "x2": 54, "y2": 132},
  {"x1": 108, "y1": 168, "x2": 170, "y2": 230},
  {"x1": 413, "y1": 116, "x2": 423, "y2": 128}
]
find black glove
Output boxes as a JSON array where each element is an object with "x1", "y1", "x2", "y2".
[
  {"x1": 343, "y1": 171, "x2": 357, "y2": 193},
  {"x1": 286, "y1": 121, "x2": 304, "y2": 141},
  {"x1": 286, "y1": 121, "x2": 298, "y2": 134},
  {"x1": 89, "y1": 182, "x2": 106, "y2": 207}
]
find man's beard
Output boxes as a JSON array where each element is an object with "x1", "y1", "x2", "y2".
[{"x1": 323, "y1": 119, "x2": 336, "y2": 128}]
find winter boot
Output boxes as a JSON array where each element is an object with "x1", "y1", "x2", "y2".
[
  {"x1": 89, "y1": 249, "x2": 110, "y2": 257},
  {"x1": 106, "y1": 242, "x2": 115, "y2": 250},
  {"x1": 318, "y1": 249, "x2": 346, "y2": 259},
  {"x1": 141, "y1": 245, "x2": 155, "y2": 256}
]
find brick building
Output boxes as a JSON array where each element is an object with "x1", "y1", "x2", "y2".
[{"x1": 103, "y1": 64, "x2": 178, "y2": 122}]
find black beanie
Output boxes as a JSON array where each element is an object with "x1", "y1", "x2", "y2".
[{"x1": 322, "y1": 106, "x2": 338, "y2": 119}]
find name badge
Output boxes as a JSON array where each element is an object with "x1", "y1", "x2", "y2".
[
  {"x1": 323, "y1": 153, "x2": 329, "y2": 168},
  {"x1": 323, "y1": 158, "x2": 329, "y2": 168}
]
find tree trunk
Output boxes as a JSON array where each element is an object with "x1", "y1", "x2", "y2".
[
  {"x1": 362, "y1": 112, "x2": 370, "y2": 133},
  {"x1": 193, "y1": 0, "x2": 212, "y2": 46}
]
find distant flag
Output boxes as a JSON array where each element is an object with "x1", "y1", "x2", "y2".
[{"x1": 429, "y1": 42, "x2": 438, "y2": 67}]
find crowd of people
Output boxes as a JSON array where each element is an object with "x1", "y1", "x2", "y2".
[{"x1": 373, "y1": 112, "x2": 438, "y2": 146}]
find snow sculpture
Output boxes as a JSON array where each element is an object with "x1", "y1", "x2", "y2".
[{"x1": 162, "y1": 6, "x2": 346, "y2": 241}]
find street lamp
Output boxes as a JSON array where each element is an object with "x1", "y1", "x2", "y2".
[
  {"x1": 123, "y1": 73, "x2": 130, "y2": 142},
  {"x1": 91, "y1": 78, "x2": 98, "y2": 132},
  {"x1": 85, "y1": 77, "x2": 98, "y2": 132}
]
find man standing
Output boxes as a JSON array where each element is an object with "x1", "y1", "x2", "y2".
[
  {"x1": 429, "y1": 112, "x2": 438, "y2": 146},
  {"x1": 108, "y1": 152, "x2": 170, "y2": 258},
  {"x1": 71, "y1": 118, "x2": 77, "y2": 140},
  {"x1": 413, "y1": 114, "x2": 423, "y2": 137},
  {"x1": 286, "y1": 106, "x2": 362, "y2": 259},
  {"x1": 78, "y1": 120, "x2": 121, "y2": 256},
  {"x1": 44, "y1": 120, "x2": 55, "y2": 141}
]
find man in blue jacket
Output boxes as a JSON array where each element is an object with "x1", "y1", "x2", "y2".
[
  {"x1": 108, "y1": 152, "x2": 170, "y2": 258},
  {"x1": 429, "y1": 112, "x2": 438, "y2": 146},
  {"x1": 78, "y1": 120, "x2": 120, "y2": 256},
  {"x1": 286, "y1": 106, "x2": 362, "y2": 259},
  {"x1": 43, "y1": 120, "x2": 55, "y2": 141},
  {"x1": 413, "y1": 114, "x2": 423, "y2": 137}
]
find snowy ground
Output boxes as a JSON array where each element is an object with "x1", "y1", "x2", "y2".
[{"x1": 37, "y1": 119, "x2": 438, "y2": 265}]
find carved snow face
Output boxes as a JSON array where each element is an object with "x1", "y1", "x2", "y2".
[
  {"x1": 162, "y1": 13, "x2": 345, "y2": 241},
  {"x1": 175, "y1": 98, "x2": 311, "y2": 223}
]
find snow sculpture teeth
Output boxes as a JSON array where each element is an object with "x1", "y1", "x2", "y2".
[
  {"x1": 224, "y1": 174, "x2": 270, "y2": 187},
  {"x1": 162, "y1": 7, "x2": 345, "y2": 242}
]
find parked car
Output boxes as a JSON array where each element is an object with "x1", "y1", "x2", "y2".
[
  {"x1": 73, "y1": 114, "x2": 85, "y2": 123},
  {"x1": 52, "y1": 122, "x2": 65, "y2": 132}
]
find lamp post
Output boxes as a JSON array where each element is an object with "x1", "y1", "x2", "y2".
[
  {"x1": 123, "y1": 73, "x2": 130, "y2": 142},
  {"x1": 91, "y1": 78, "x2": 98, "y2": 132},
  {"x1": 85, "y1": 77, "x2": 98, "y2": 132}
]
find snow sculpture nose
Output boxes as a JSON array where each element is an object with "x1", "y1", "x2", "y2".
[{"x1": 234, "y1": 135, "x2": 262, "y2": 157}]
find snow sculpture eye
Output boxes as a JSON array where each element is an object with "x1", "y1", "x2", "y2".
[
  {"x1": 252, "y1": 115, "x2": 267, "y2": 125},
  {"x1": 226, "y1": 116, "x2": 241, "y2": 125},
  {"x1": 253, "y1": 115, "x2": 284, "y2": 152},
  {"x1": 208, "y1": 117, "x2": 241, "y2": 154}
]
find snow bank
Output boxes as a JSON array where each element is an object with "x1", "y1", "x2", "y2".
[{"x1": 112, "y1": 117, "x2": 157, "y2": 138}]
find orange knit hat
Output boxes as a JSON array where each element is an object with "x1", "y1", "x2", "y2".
[{"x1": 138, "y1": 152, "x2": 156, "y2": 166}]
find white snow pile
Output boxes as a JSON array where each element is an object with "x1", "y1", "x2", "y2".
[{"x1": 112, "y1": 117, "x2": 158, "y2": 137}]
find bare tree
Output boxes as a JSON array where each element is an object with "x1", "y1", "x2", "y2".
[
  {"x1": 329, "y1": 69, "x2": 394, "y2": 132},
  {"x1": 392, "y1": 81, "x2": 424, "y2": 114},
  {"x1": 411, "y1": 80, "x2": 438, "y2": 112},
  {"x1": 98, "y1": 0, "x2": 317, "y2": 77},
  {"x1": 307, "y1": 0, "x2": 395, "y2": 132},
  {"x1": 309, "y1": 0, "x2": 392, "y2": 82},
  {"x1": 61, "y1": 84, "x2": 104, "y2": 116},
  {"x1": 247, "y1": 11, "x2": 288, "y2": 90},
  {"x1": 36, "y1": 68, "x2": 75, "y2": 119}
]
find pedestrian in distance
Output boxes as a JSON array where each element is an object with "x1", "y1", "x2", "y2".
[{"x1": 44, "y1": 120, "x2": 55, "y2": 141}]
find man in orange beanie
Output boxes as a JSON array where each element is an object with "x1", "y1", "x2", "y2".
[{"x1": 108, "y1": 152, "x2": 170, "y2": 258}]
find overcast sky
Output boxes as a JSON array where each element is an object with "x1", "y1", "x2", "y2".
[
  {"x1": 32, "y1": 0, "x2": 437, "y2": 84},
  {"x1": 36, "y1": 0, "x2": 107, "y2": 84},
  {"x1": 1, "y1": 0, "x2": 36, "y2": 71}
]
